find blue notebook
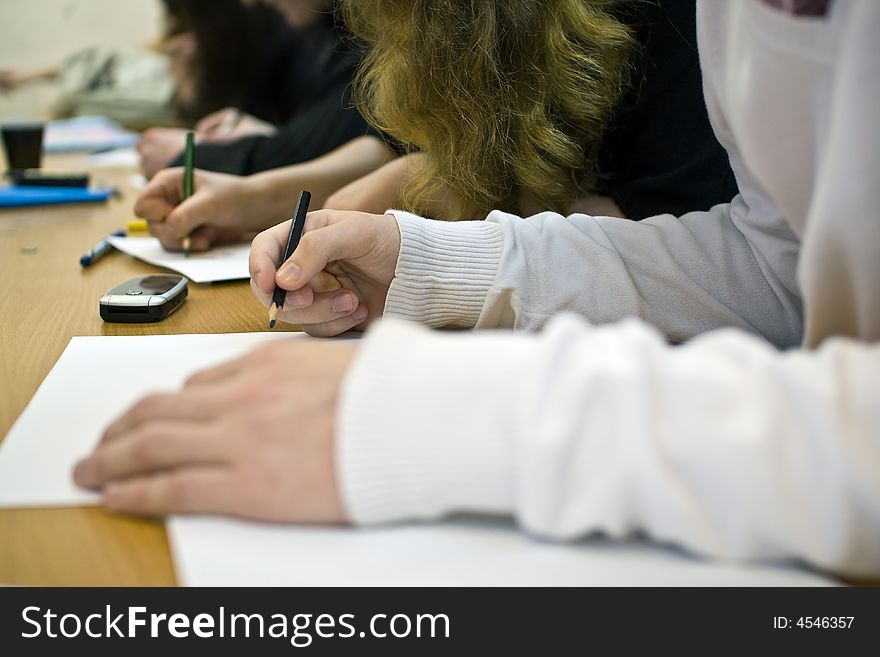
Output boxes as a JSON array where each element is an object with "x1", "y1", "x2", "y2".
[{"x1": 0, "y1": 185, "x2": 115, "y2": 208}]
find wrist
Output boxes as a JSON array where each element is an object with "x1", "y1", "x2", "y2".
[
  {"x1": 247, "y1": 171, "x2": 294, "y2": 231},
  {"x1": 336, "y1": 319, "x2": 519, "y2": 524},
  {"x1": 384, "y1": 211, "x2": 503, "y2": 328}
]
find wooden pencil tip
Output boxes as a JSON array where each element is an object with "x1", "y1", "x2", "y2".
[
  {"x1": 268, "y1": 303, "x2": 279, "y2": 329},
  {"x1": 182, "y1": 236, "x2": 191, "y2": 258}
]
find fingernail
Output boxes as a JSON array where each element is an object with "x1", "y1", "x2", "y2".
[
  {"x1": 73, "y1": 459, "x2": 93, "y2": 487},
  {"x1": 278, "y1": 262, "x2": 301, "y2": 285},
  {"x1": 287, "y1": 288, "x2": 309, "y2": 309},
  {"x1": 353, "y1": 306, "x2": 369, "y2": 322},
  {"x1": 332, "y1": 294, "x2": 354, "y2": 314}
]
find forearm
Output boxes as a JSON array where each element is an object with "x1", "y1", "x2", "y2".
[
  {"x1": 338, "y1": 317, "x2": 880, "y2": 578},
  {"x1": 485, "y1": 198, "x2": 803, "y2": 344},
  {"x1": 250, "y1": 136, "x2": 396, "y2": 225},
  {"x1": 386, "y1": 197, "x2": 804, "y2": 346},
  {"x1": 567, "y1": 194, "x2": 626, "y2": 219}
]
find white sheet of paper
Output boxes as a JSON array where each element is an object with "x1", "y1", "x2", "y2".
[
  {"x1": 87, "y1": 147, "x2": 141, "y2": 169},
  {"x1": 108, "y1": 236, "x2": 251, "y2": 283},
  {"x1": 0, "y1": 332, "x2": 299, "y2": 508},
  {"x1": 168, "y1": 516, "x2": 835, "y2": 587}
]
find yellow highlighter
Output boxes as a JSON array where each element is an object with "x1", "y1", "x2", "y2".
[{"x1": 127, "y1": 219, "x2": 149, "y2": 233}]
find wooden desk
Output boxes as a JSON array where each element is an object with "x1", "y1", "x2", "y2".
[{"x1": 0, "y1": 157, "x2": 296, "y2": 585}]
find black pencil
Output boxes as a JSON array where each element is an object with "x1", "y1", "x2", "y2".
[{"x1": 269, "y1": 190, "x2": 311, "y2": 329}]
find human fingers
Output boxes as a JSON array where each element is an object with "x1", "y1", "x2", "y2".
[
  {"x1": 148, "y1": 220, "x2": 216, "y2": 252},
  {"x1": 134, "y1": 167, "x2": 185, "y2": 222},
  {"x1": 232, "y1": 114, "x2": 276, "y2": 139},
  {"x1": 160, "y1": 185, "x2": 217, "y2": 241},
  {"x1": 151, "y1": 222, "x2": 219, "y2": 252},
  {"x1": 274, "y1": 210, "x2": 387, "y2": 290},
  {"x1": 275, "y1": 289, "x2": 363, "y2": 328},
  {"x1": 298, "y1": 305, "x2": 370, "y2": 338},
  {"x1": 250, "y1": 267, "x2": 341, "y2": 313},
  {"x1": 249, "y1": 220, "x2": 289, "y2": 299},
  {"x1": 101, "y1": 467, "x2": 241, "y2": 517},
  {"x1": 194, "y1": 107, "x2": 231, "y2": 136},
  {"x1": 183, "y1": 351, "x2": 252, "y2": 387},
  {"x1": 100, "y1": 389, "x2": 232, "y2": 444},
  {"x1": 250, "y1": 212, "x2": 365, "y2": 296},
  {"x1": 181, "y1": 337, "x2": 317, "y2": 388},
  {"x1": 74, "y1": 421, "x2": 236, "y2": 489}
]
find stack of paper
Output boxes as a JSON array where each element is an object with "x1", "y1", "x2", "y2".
[{"x1": 43, "y1": 116, "x2": 138, "y2": 153}]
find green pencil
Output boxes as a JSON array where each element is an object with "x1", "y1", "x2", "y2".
[{"x1": 182, "y1": 130, "x2": 194, "y2": 257}]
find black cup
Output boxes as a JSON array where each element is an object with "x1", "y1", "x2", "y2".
[{"x1": 1, "y1": 122, "x2": 44, "y2": 176}]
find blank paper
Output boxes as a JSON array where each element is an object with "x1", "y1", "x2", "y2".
[
  {"x1": 168, "y1": 515, "x2": 836, "y2": 587},
  {"x1": 108, "y1": 236, "x2": 251, "y2": 283},
  {"x1": 0, "y1": 332, "x2": 298, "y2": 508}
]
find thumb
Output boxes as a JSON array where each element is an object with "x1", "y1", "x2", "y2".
[
  {"x1": 164, "y1": 195, "x2": 206, "y2": 240},
  {"x1": 196, "y1": 107, "x2": 231, "y2": 135},
  {"x1": 275, "y1": 214, "x2": 370, "y2": 289},
  {"x1": 134, "y1": 167, "x2": 185, "y2": 222},
  {"x1": 133, "y1": 191, "x2": 175, "y2": 224}
]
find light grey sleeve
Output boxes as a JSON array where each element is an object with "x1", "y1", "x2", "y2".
[
  {"x1": 480, "y1": 176, "x2": 804, "y2": 346},
  {"x1": 387, "y1": 175, "x2": 804, "y2": 346}
]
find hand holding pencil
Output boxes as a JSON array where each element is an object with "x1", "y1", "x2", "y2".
[
  {"x1": 269, "y1": 191, "x2": 311, "y2": 329},
  {"x1": 135, "y1": 167, "x2": 267, "y2": 253},
  {"x1": 250, "y1": 208, "x2": 402, "y2": 336},
  {"x1": 194, "y1": 107, "x2": 276, "y2": 141}
]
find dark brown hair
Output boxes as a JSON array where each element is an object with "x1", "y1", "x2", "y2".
[{"x1": 161, "y1": 0, "x2": 291, "y2": 122}]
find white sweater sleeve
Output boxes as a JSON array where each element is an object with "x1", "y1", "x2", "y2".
[
  {"x1": 386, "y1": 168, "x2": 803, "y2": 346},
  {"x1": 337, "y1": 316, "x2": 880, "y2": 578}
]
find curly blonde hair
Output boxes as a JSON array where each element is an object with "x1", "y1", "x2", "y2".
[{"x1": 340, "y1": 0, "x2": 636, "y2": 218}]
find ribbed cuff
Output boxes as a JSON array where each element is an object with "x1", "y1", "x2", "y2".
[
  {"x1": 336, "y1": 319, "x2": 525, "y2": 525},
  {"x1": 383, "y1": 210, "x2": 503, "y2": 328}
]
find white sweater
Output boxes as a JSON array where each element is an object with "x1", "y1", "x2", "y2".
[{"x1": 336, "y1": 0, "x2": 880, "y2": 578}]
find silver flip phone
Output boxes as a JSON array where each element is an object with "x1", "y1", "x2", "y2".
[{"x1": 99, "y1": 274, "x2": 188, "y2": 323}]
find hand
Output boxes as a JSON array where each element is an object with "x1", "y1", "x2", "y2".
[
  {"x1": 0, "y1": 66, "x2": 57, "y2": 92},
  {"x1": 0, "y1": 69, "x2": 18, "y2": 92},
  {"x1": 73, "y1": 340, "x2": 354, "y2": 523},
  {"x1": 137, "y1": 127, "x2": 189, "y2": 180},
  {"x1": 250, "y1": 210, "x2": 400, "y2": 336},
  {"x1": 196, "y1": 107, "x2": 277, "y2": 142},
  {"x1": 134, "y1": 167, "x2": 267, "y2": 251}
]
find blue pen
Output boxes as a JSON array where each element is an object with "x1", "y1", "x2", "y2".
[{"x1": 80, "y1": 229, "x2": 125, "y2": 267}]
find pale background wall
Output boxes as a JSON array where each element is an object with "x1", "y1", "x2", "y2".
[{"x1": 0, "y1": 0, "x2": 164, "y2": 120}]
